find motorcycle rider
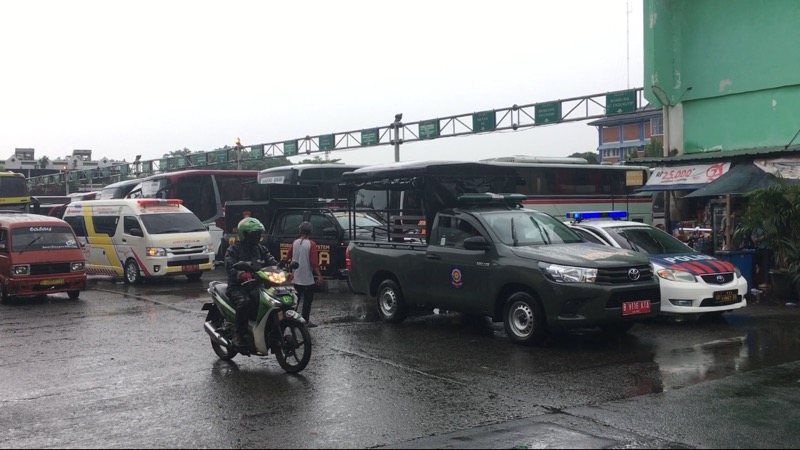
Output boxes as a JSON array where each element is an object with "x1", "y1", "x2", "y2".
[{"x1": 225, "y1": 217, "x2": 280, "y2": 348}]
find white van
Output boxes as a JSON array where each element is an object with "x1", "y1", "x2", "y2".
[{"x1": 62, "y1": 199, "x2": 215, "y2": 284}]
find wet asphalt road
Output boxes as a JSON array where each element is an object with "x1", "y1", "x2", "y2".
[{"x1": 2, "y1": 269, "x2": 800, "y2": 448}]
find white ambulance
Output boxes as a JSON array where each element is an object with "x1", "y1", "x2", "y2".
[{"x1": 62, "y1": 199, "x2": 215, "y2": 284}]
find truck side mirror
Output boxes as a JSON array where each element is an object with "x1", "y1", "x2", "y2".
[
  {"x1": 463, "y1": 236, "x2": 491, "y2": 251},
  {"x1": 129, "y1": 228, "x2": 144, "y2": 237}
]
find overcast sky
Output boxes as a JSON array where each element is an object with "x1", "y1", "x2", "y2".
[{"x1": 0, "y1": 0, "x2": 644, "y2": 167}]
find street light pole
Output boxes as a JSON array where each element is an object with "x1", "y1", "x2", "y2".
[
  {"x1": 63, "y1": 166, "x2": 69, "y2": 195},
  {"x1": 392, "y1": 113, "x2": 403, "y2": 162}
]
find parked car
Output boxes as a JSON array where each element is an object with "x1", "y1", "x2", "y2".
[{"x1": 566, "y1": 211, "x2": 747, "y2": 318}]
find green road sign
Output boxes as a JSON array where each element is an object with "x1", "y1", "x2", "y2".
[
  {"x1": 195, "y1": 153, "x2": 207, "y2": 166},
  {"x1": 419, "y1": 119, "x2": 440, "y2": 139},
  {"x1": 118, "y1": 165, "x2": 128, "y2": 175},
  {"x1": 251, "y1": 144, "x2": 264, "y2": 159},
  {"x1": 142, "y1": 161, "x2": 152, "y2": 174},
  {"x1": 160, "y1": 159, "x2": 168, "y2": 171},
  {"x1": 284, "y1": 140, "x2": 298, "y2": 156},
  {"x1": 177, "y1": 156, "x2": 187, "y2": 168},
  {"x1": 215, "y1": 151, "x2": 228, "y2": 163},
  {"x1": 535, "y1": 101, "x2": 561, "y2": 124},
  {"x1": 319, "y1": 134, "x2": 335, "y2": 151},
  {"x1": 606, "y1": 90, "x2": 637, "y2": 115},
  {"x1": 473, "y1": 110, "x2": 496, "y2": 132},
  {"x1": 361, "y1": 128, "x2": 378, "y2": 146}
]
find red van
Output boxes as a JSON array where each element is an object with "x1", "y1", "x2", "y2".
[{"x1": 0, "y1": 213, "x2": 87, "y2": 302}]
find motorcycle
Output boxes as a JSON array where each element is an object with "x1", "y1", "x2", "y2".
[{"x1": 202, "y1": 260, "x2": 312, "y2": 373}]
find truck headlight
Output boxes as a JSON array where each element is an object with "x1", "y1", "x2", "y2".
[
  {"x1": 657, "y1": 268, "x2": 696, "y2": 283},
  {"x1": 147, "y1": 247, "x2": 167, "y2": 257},
  {"x1": 540, "y1": 263, "x2": 597, "y2": 283},
  {"x1": 12, "y1": 265, "x2": 29, "y2": 275},
  {"x1": 71, "y1": 262, "x2": 85, "y2": 271}
]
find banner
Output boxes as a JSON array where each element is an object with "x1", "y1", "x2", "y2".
[
  {"x1": 754, "y1": 156, "x2": 800, "y2": 179},
  {"x1": 646, "y1": 162, "x2": 731, "y2": 187}
]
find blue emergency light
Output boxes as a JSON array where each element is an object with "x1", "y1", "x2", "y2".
[{"x1": 566, "y1": 211, "x2": 628, "y2": 221}]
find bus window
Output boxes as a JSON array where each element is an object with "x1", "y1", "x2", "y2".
[{"x1": 175, "y1": 175, "x2": 216, "y2": 222}]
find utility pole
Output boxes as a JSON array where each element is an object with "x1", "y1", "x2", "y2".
[
  {"x1": 63, "y1": 165, "x2": 69, "y2": 195},
  {"x1": 392, "y1": 113, "x2": 403, "y2": 162}
]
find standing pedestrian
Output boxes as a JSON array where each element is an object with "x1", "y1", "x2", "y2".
[
  {"x1": 287, "y1": 221, "x2": 323, "y2": 327},
  {"x1": 751, "y1": 226, "x2": 771, "y2": 288}
]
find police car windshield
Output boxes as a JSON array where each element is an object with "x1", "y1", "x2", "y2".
[
  {"x1": 484, "y1": 211, "x2": 583, "y2": 246},
  {"x1": 11, "y1": 226, "x2": 79, "y2": 251},
  {"x1": 606, "y1": 226, "x2": 694, "y2": 255},
  {"x1": 140, "y1": 213, "x2": 207, "y2": 234}
]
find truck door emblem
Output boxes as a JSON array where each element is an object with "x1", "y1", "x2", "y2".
[
  {"x1": 450, "y1": 267, "x2": 463, "y2": 289},
  {"x1": 628, "y1": 268, "x2": 640, "y2": 281}
]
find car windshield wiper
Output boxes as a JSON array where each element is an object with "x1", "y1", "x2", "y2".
[
  {"x1": 20, "y1": 236, "x2": 42, "y2": 253},
  {"x1": 529, "y1": 216, "x2": 551, "y2": 245}
]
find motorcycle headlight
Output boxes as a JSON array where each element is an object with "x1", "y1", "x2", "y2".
[
  {"x1": 540, "y1": 263, "x2": 597, "y2": 283},
  {"x1": 267, "y1": 272, "x2": 287, "y2": 284},
  {"x1": 657, "y1": 268, "x2": 696, "y2": 283}
]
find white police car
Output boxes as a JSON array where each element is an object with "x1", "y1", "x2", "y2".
[{"x1": 566, "y1": 211, "x2": 747, "y2": 317}]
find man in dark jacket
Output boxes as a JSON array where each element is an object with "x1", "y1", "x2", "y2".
[{"x1": 225, "y1": 217, "x2": 279, "y2": 348}]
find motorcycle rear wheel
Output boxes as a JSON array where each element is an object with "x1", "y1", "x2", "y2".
[
  {"x1": 275, "y1": 321, "x2": 311, "y2": 373},
  {"x1": 210, "y1": 317, "x2": 238, "y2": 361}
]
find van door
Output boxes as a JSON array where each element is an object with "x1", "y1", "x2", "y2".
[
  {"x1": 87, "y1": 214, "x2": 122, "y2": 276},
  {"x1": 121, "y1": 216, "x2": 145, "y2": 265}
]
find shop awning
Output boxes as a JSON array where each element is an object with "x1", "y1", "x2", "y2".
[
  {"x1": 684, "y1": 157, "x2": 800, "y2": 198},
  {"x1": 636, "y1": 162, "x2": 731, "y2": 192}
]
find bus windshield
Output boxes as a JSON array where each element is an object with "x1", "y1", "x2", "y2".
[{"x1": 0, "y1": 176, "x2": 28, "y2": 197}]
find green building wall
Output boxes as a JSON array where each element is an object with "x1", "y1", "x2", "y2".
[{"x1": 644, "y1": 0, "x2": 800, "y2": 154}]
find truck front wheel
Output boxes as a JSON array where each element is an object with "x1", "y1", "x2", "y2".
[
  {"x1": 376, "y1": 280, "x2": 407, "y2": 324},
  {"x1": 503, "y1": 292, "x2": 548, "y2": 346}
]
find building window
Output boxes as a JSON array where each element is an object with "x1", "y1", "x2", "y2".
[{"x1": 651, "y1": 116, "x2": 663, "y2": 136}]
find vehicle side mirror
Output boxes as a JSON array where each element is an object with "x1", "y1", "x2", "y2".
[
  {"x1": 323, "y1": 227, "x2": 339, "y2": 240},
  {"x1": 129, "y1": 228, "x2": 144, "y2": 238},
  {"x1": 463, "y1": 236, "x2": 491, "y2": 251}
]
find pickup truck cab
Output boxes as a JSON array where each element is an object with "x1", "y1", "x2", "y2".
[{"x1": 347, "y1": 193, "x2": 662, "y2": 345}]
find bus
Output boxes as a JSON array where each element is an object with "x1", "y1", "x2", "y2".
[
  {"x1": 481, "y1": 157, "x2": 653, "y2": 223},
  {"x1": 257, "y1": 164, "x2": 363, "y2": 199},
  {"x1": 0, "y1": 172, "x2": 31, "y2": 212},
  {"x1": 128, "y1": 169, "x2": 259, "y2": 256}
]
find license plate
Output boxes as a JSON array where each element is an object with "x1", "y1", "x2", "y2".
[
  {"x1": 622, "y1": 300, "x2": 651, "y2": 316},
  {"x1": 182, "y1": 265, "x2": 200, "y2": 272},
  {"x1": 713, "y1": 289, "x2": 738, "y2": 303},
  {"x1": 40, "y1": 279, "x2": 64, "y2": 286}
]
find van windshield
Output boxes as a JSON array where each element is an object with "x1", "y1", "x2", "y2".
[
  {"x1": 11, "y1": 226, "x2": 79, "y2": 251},
  {"x1": 140, "y1": 213, "x2": 207, "y2": 234}
]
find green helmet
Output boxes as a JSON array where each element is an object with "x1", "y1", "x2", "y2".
[{"x1": 237, "y1": 217, "x2": 265, "y2": 241}]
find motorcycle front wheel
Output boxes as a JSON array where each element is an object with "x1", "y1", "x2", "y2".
[{"x1": 275, "y1": 321, "x2": 311, "y2": 373}]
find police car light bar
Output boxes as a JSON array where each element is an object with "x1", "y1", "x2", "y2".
[{"x1": 566, "y1": 211, "x2": 628, "y2": 221}]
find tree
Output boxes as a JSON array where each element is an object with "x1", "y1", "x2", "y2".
[
  {"x1": 643, "y1": 139, "x2": 664, "y2": 158},
  {"x1": 297, "y1": 156, "x2": 342, "y2": 164},
  {"x1": 568, "y1": 152, "x2": 599, "y2": 164},
  {"x1": 163, "y1": 148, "x2": 192, "y2": 158},
  {"x1": 38, "y1": 156, "x2": 50, "y2": 169}
]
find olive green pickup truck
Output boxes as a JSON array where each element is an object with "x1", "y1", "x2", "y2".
[{"x1": 347, "y1": 195, "x2": 661, "y2": 345}]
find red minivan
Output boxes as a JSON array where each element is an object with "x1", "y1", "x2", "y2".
[{"x1": 0, "y1": 213, "x2": 87, "y2": 302}]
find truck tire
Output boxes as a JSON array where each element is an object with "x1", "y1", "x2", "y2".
[
  {"x1": 376, "y1": 279, "x2": 407, "y2": 324},
  {"x1": 503, "y1": 292, "x2": 548, "y2": 346}
]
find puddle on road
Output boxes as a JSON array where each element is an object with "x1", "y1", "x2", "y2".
[{"x1": 649, "y1": 316, "x2": 800, "y2": 392}]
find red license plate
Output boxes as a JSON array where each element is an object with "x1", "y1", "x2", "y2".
[
  {"x1": 182, "y1": 264, "x2": 200, "y2": 272},
  {"x1": 622, "y1": 300, "x2": 651, "y2": 316}
]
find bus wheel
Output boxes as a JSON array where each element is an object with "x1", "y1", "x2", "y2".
[{"x1": 124, "y1": 259, "x2": 142, "y2": 285}]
